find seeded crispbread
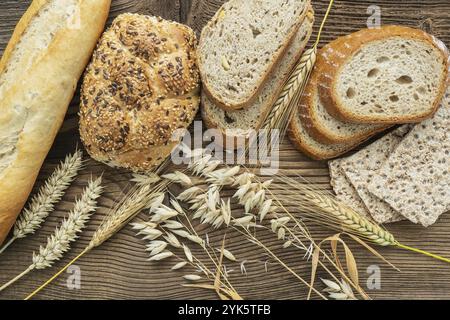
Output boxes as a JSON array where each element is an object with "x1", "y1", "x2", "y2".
[
  {"x1": 339, "y1": 126, "x2": 412, "y2": 223},
  {"x1": 368, "y1": 94, "x2": 450, "y2": 227},
  {"x1": 328, "y1": 159, "x2": 371, "y2": 219}
]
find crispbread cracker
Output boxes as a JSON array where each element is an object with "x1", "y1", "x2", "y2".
[
  {"x1": 329, "y1": 160, "x2": 371, "y2": 219},
  {"x1": 368, "y1": 95, "x2": 450, "y2": 227},
  {"x1": 340, "y1": 126, "x2": 412, "y2": 223}
]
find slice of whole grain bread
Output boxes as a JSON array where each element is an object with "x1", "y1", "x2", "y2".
[
  {"x1": 198, "y1": 0, "x2": 310, "y2": 110},
  {"x1": 368, "y1": 92, "x2": 450, "y2": 227},
  {"x1": 201, "y1": 9, "x2": 314, "y2": 147},
  {"x1": 319, "y1": 26, "x2": 449, "y2": 124},
  {"x1": 339, "y1": 126, "x2": 412, "y2": 223}
]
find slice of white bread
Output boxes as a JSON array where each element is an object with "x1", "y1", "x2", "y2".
[
  {"x1": 338, "y1": 126, "x2": 412, "y2": 224},
  {"x1": 368, "y1": 93, "x2": 450, "y2": 227},
  {"x1": 300, "y1": 43, "x2": 388, "y2": 144},
  {"x1": 329, "y1": 159, "x2": 371, "y2": 219},
  {"x1": 319, "y1": 26, "x2": 449, "y2": 124},
  {"x1": 201, "y1": 9, "x2": 314, "y2": 146},
  {"x1": 198, "y1": 0, "x2": 310, "y2": 110}
]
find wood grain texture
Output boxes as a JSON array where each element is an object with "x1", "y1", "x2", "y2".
[{"x1": 0, "y1": 0, "x2": 450, "y2": 300}]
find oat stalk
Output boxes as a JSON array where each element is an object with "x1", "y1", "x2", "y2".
[
  {"x1": 0, "y1": 177, "x2": 102, "y2": 292},
  {"x1": 0, "y1": 150, "x2": 83, "y2": 255},
  {"x1": 321, "y1": 278, "x2": 357, "y2": 300}
]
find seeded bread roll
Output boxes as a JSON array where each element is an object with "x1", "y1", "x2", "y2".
[{"x1": 79, "y1": 14, "x2": 200, "y2": 172}]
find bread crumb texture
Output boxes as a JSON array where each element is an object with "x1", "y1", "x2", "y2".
[
  {"x1": 198, "y1": 0, "x2": 309, "y2": 108},
  {"x1": 79, "y1": 14, "x2": 200, "y2": 172}
]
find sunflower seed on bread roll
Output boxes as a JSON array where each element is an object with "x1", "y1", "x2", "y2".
[
  {"x1": 0, "y1": 0, "x2": 110, "y2": 246},
  {"x1": 319, "y1": 25, "x2": 449, "y2": 124},
  {"x1": 198, "y1": 0, "x2": 311, "y2": 110},
  {"x1": 79, "y1": 14, "x2": 200, "y2": 172},
  {"x1": 201, "y1": 7, "x2": 314, "y2": 148}
]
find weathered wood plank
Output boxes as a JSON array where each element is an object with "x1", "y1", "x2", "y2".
[{"x1": 0, "y1": 0, "x2": 449, "y2": 300}]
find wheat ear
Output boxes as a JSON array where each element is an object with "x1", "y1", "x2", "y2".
[
  {"x1": 0, "y1": 177, "x2": 103, "y2": 292},
  {"x1": 0, "y1": 150, "x2": 83, "y2": 255},
  {"x1": 25, "y1": 176, "x2": 168, "y2": 300},
  {"x1": 261, "y1": 0, "x2": 334, "y2": 134},
  {"x1": 274, "y1": 174, "x2": 450, "y2": 263},
  {"x1": 262, "y1": 47, "x2": 317, "y2": 133}
]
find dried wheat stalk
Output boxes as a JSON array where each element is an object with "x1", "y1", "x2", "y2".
[
  {"x1": 0, "y1": 177, "x2": 103, "y2": 292},
  {"x1": 272, "y1": 174, "x2": 397, "y2": 246},
  {"x1": 262, "y1": 47, "x2": 317, "y2": 133},
  {"x1": 89, "y1": 181, "x2": 168, "y2": 249},
  {"x1": 0, "y1": 150, "x2": 83, "y2": 255}
]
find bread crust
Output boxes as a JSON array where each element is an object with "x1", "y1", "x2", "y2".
[
  {"x1": 198, "y1": 0, "x2": 311, "y2": 111},
  {"x1": 0, "y1": 0, "x2": 111, "y2": 245},
  {"x1": 300, "y1": 43, "x2": 389, "y2": 144},
  {"x1": 318, "y1": 25, "x2": 450, "y2": 124},
  {"x1": 287, "y1": 113, "x2": 362, "y2": 160},
  {"x1": 201, "y1": 8, "x2": 314, "y2": 150},
  {"x1": 79, "y1": 14, "x2": 201, "y2": 172}
]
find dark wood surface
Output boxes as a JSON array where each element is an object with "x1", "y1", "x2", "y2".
[{"x1": 1, "y1": 0, "x2": 450, "y2": 300}]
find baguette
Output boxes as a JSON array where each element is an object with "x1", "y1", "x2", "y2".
[{"x1": 0, "y1": 0, "x2": 111, "y2": 245}]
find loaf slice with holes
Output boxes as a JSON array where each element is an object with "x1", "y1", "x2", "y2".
[
  {"x1": 319, "y1": 25, "x2": 449, "y2": 124},
  {"x1": 300, "y1": 42, "x2": 389, "y2": 144},
  {"x1": 198, "y1": 0, "x2": 311, "y2": 110},
  {"x1": 201, "y1": 9, "x2": 314, "y2": 147}
]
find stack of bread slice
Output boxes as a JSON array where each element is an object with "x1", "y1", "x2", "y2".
[
  {"x1": 288, "y1": 25, "x2": 449, "y2": 160},
  {"x1": 303, "y1": 26, "x2": 449, "y2": 226},
  {"x1": 199, "y1": 0, "x2": 314, "y2": 145}
]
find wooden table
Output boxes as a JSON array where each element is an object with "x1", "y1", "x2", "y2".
[{"x1": 1, "y1": 0, "x2": 450, "y2": 300}]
